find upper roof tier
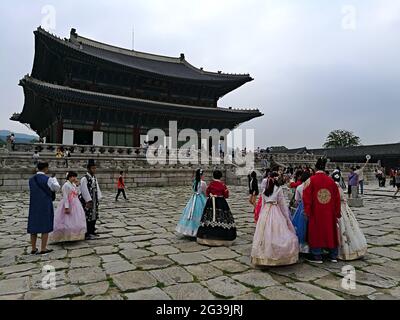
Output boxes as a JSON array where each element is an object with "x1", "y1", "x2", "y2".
[{"x1": 35, "y1": 27, "x2": 253, "y2": 83}]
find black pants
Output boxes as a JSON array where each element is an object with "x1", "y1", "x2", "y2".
[
  {"x1": 86, "y1": 220, "x2": 96, "y2": 236},
  {"x1": 116, "y1": 189, "x2": 127, "y2": 200},
  {"x1": 348, "y1": 185, "x2": 352, "y2": 196}
]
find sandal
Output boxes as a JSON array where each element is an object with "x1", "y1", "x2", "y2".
[{"x1": 30, "y1": 248, "x2": 39, "y2": 255}]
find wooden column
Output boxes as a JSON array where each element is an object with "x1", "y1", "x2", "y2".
[
  {"x1": 133, "y1": 127, "x2": 141, "y2": 147},
  {"x1": 56, "y1": 120, "x2": 63, "y2": 144}
]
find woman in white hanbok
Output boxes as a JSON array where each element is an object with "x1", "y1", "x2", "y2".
[
  {"x1": 251, "y1": 175, "x2": 299, "y2": 267},
  {"x1": 332, "y1": 173, "x2": 368, "y2": 261}
]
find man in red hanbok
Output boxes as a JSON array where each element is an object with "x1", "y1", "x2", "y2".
[{"x1": 303, "y1": 158, "x2": 341, "y2": 264}]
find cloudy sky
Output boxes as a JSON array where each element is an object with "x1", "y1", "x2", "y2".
[{"x1": 1, "y1": 0, "x2": 399, "y2": 148}]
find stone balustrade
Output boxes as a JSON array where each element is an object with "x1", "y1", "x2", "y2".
[{"x1": 0, "y1": 143, "x2": 382, "y2": 192}]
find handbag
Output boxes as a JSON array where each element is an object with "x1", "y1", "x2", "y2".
[{"x1": 33, "y1": 175, "x2": 56, "y2": 201}]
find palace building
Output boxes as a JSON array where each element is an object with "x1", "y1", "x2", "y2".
[{"x1": 11, "y1": 27, "x2": 263, "y2": 147}]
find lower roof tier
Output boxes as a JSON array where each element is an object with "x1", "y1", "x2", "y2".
[{"x1": 13, "y1": 76, "x2": 263, "y2": 133}]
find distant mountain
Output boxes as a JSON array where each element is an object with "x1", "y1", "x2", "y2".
[{"x1": 0, "y1": 130, "x2": 39, "y2": 144}]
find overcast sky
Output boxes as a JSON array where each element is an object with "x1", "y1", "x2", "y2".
[{"x1": 1, "y1": 0, "x2": 399, "y2": 148}]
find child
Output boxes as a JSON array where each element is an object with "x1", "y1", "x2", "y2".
[
  {"x1": 248, "y1": 171, "x2": 259, "y2": 208},
  {"x1": 116, "y1": 171, "x2": 128, "y2": 201},
  {"x1": 50, "y1": 171, "x2": 87, "y2": 243},
  {"x1": 291, "y1": 172, "x2": 311, "y2": 254},
  {"x1": 332, "y1": 172, "x2": 368, "y2": 260},
  {"x1": 197, "y1": 170, "x2": 236, "y2": 247},
  {"x1": 251, "y1": 173, "x2": 299, "y2": 266},
  {"x1": 176, "y1": 169, "x2": 207, "y2": 237}
]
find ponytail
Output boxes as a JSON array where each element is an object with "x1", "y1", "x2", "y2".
[{"x1": 264, "y1": 172, "x2": 278, "y2": 197}]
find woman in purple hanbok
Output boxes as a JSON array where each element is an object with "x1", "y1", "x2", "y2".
[{"x1": 50, "y1": 172, "x2": 87, "y2": 243}]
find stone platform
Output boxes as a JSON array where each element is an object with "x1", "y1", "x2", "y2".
[{"x1": 0, "y1": 186, "x2": 399, "y2": 300}]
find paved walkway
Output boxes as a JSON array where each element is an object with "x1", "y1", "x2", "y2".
[{"x1": 0, "y1": 186, "x2": 399, "y2": 300}]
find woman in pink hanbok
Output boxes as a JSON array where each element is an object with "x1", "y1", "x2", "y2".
[
  {"x1": 251, "y1": 174, "x2": 299, "y2": 267},
  {"x1": 50, "y1": 172, "x2": 87, "y2": 243}
]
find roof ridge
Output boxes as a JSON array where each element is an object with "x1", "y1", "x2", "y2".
[{"x1": 70, "y1": 28, "x2": 183, "y2": 64}]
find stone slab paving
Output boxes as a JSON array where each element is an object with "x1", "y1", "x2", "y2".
[{"x1": 0, "y1": 185, "x2": 399, "y2": 300}]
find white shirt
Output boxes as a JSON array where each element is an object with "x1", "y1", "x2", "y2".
[
  {"x1": 36, "y1": 172, "x2": 61, "y2": 192},
  {"x1": 80, "y1": 173, "x2": 102, "y2": 202},
  {"x1": 295, "y1": 183, "x2": 305, "y2": 203},
  {"x1": 260, "y1": 178, "x2": 268, "y2": 193}
]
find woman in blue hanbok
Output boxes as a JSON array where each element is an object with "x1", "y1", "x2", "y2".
[
  {"x1": 291, "y1": 172, "x2": 311, "y2": 253},
  {"x1": 176, "y1": 169, "x2": 207, "y2": 237}
]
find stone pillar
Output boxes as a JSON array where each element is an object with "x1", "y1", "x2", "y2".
[
  {"x1": 93, "y1": 131, "x2": 104, "y2": 146},
  {"x1": 62, "y1": 129, "x2": 74, "y2": 145}
]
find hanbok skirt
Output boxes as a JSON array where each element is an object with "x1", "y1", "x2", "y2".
[
  {"x1": 50, "y1": 197, "x2": 87, "y2": 243},
  {"x1": 338, "y1": 202, "x2": 368, "y2": 261},
  {"x1": 251, "y1": 203, "x2": 299, "y2": 266},
  {"x1": 291, "y1": 202, "x2": 309, "y2": 253},
  {"x1": 176, "y1": 193, "x2": 207, "y2": 237},
  {"x1": 197, "y1": 197, "x2": 237, "y2": 247}
]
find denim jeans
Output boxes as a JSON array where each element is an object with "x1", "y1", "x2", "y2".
[{"x1": 311, "y1": 248, "x2": 339, "y2": 259}]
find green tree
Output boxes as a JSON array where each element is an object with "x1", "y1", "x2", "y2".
[{"x1": 323, "y1": 130, "x2": 361, "y2": 148}]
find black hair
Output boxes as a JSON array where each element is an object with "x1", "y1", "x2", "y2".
[
  {"x1": 315, "y1": 158, "x2": 327, "y2": 171},
  {"x1": 66, "y1": 171, "x2": 78, "y2": 180},
  {"x1": 263, "y1": 169, "x2": 271, "y2": 179},
  {"x1": 213, "y1": 170, "x2": 223, "y2": 180},
  {"x1": 264, "y1": 172, "x2": 279, "y2": 197},
  {"x1": 300, "y1": 171, "x2": 311, "y2": 183},
  {"x1": 250, "y1": 171, "x2": 257, "y2": 179},
  {"x1": 120, "y1": 171, "x2": 124, "y2": 175},
  {"x1": 194, "y1": 169, "x2": 203, "y2": 191},
  {"x1": 37, "y1": 162, "x2": 49, "y2": 171},
  {"x1": 294, "y1": 170, "x2": 303, "y2": 181}
]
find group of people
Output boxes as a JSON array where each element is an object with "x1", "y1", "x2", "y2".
[
  {"x1": 252, "y1": 158, "x2": 368, "y2": 265},
  {"x1": 27, "y1": 160, "x2": 104, "y2": 254},
  {"x1": 176, "y1": 157, "x2": 368, "y2": 267},
  {"x1": 28, "y1": 156, "x2": 368, "y2": 267},
  {"x1": 176, "y1": 169, "x2": 237, "y2": 246}
]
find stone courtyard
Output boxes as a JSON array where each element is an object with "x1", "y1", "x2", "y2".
[{"x1": 0, "y1": 185, "x2": 399, "y2": 300}]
